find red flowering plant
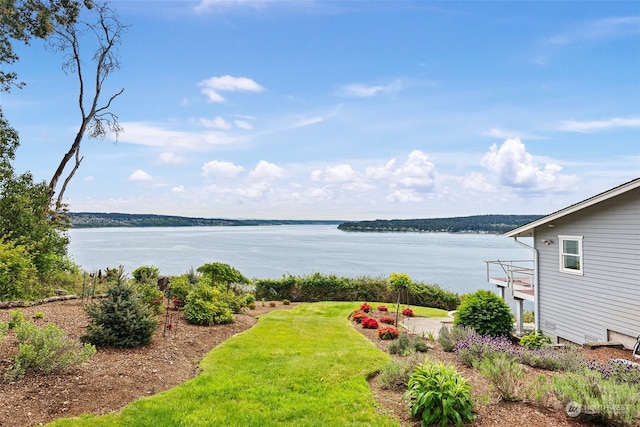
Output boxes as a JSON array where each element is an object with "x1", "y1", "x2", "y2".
[
  {"x1": 362, "y1": 317, "x2": 379, "y2": 329},
  {"x1": 378, "y1": 326, "x2": 400, "y2": 340},
  {"x1": 351, "y1": 310, "x2": 368, "y2": 324},
  {"x1": 377, "y1": 305, "x2": 388, "y2": 312},
  {"x1": 360, "y1": 302, "x2": 372, "y2": 313},
  {"x1": 402, "y1": 308, "x2": 414, "y2": 317},
  {"x1": 379, "y1": 316, "x2": 396, "y2": 325}
]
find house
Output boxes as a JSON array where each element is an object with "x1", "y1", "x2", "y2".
[{"x1": 487, "y1": 177, "x2": 640, "y2": 349}]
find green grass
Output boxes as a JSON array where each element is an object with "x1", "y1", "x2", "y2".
[
  {"x1": 47, "y1": 302, "x2": 401, "y2": 427},
  {"x1": 379, "y1": 303, "x2": 449, "y2": 318}
]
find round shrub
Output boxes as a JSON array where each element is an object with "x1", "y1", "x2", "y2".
[
  {"x1": 360, "y1": 302, "x2": 372, "y2": 313},
  {"x1": 380, "y1": 316, "x2": 396, "y2": 325},
  {"x1": 454, "y1": 289, "x2": 513, "y2": 337},
  {"x1": 402, "y1": 308, "x2": 414, "y2": 317},
  {"x1": 377, "y1": 305, "x2": 388, "y2": 312},
  {"x1": 519, "y1": 330, "x2": 550, "y2": 349},
  {"x1": 183, "y1": 285, "x2": 234, "y2": 326},
  {"x1": 351, "y1": 310, "x2": 367, "y2": 324},
  {"x1": 362, "y1": 317, "x2": 379, "y2": 329},
  {"x1": 378, "y1": 326, "x2": 400, "y2": 340}
]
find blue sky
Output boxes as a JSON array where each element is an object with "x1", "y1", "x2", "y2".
[{"x1": 2, "y1": 0, "x2": 639, "y2": 220}]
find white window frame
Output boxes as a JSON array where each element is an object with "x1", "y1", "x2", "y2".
[{"x1": 559, "y1": 235, "x2": 583, "y2": 275}]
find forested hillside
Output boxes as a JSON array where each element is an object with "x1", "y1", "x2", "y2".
[{"x1": 337, "y1": 215, "x2": 542, "y2": 234}]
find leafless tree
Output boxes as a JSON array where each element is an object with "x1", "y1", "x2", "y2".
[{"x1": 47, "y1": 1, "x2": 125, "y2": 212}]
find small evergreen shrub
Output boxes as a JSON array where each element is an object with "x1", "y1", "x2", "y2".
[
  {"x1": 135, "y1": 282, "x2": 165, "y2": 315},
  {"x1": 132, "y1": 265, "x2": 160, "y2": 283},
  {"x1": 168, "y1": 275, "x2": 196, "y2": 302},
  {"x1": 379, "y1": 316, "x2": 396, "y2": 325},
  {"x1": 454, "y1": 289, "x2": 513, "y2": 337},
  {"x1": 437, "y1": 325, "x2": 475, "y2": 352},
  {"x1": 83, "y1": 269, "x2": 159, "y2": 347},
  {"x1": 219, "y1": 290, "x2": 243, "y2": 314},
  {"x1": 183, "y1": 285, "x2": 234, "y2": 326},
  {"x1": 362, "y1": 317, "x2": 379, "y2": 329},
  {"x1": 378, "y1": 326, "x2": 400, "y2": 340},
  {"x1": 377, "y1": 305, "x2": 388, "y2": 312},
  {"x1": 8, "y1": 309, "x2": 25, "y2": 329},
  {"x1": 519, "y1": 330, "x2": 550, "y2": 349},
  {"x1": 360, "y1": 302, "x2": 372, "y2": 313},
  {"x1": 7, "y1": 321, "x2": 96, "y2": 380},
  {"x1": 282, "y1": 299, "x2": 290, "y2": 305},
  {"x1": 479, "y1": 354, "x2": 525, "y2": 401},
  {"x1": 32, "y1": 312, "x2": 44, "y2": 319},
  {"x1": 243, "y1": 293, "x2": 256, "y2": 306},
  {"x1": 404, "y1": 360, "x2": 475, "y2": 426},
  {"x1": 402, "y1": 307, "x2": 414, "y2": 317}
]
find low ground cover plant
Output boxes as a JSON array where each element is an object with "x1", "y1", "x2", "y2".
[
  {"x1": 378, "y1": 354, "x2": 423, "y2": 390},
  {"x1": 519, "y1": 330, "x2": 550, "y2": 349},
  {"x1": 379, "y1": 316, "x2": 396, "y2": 325},
  {"x1": 389, "y1": 332, "x2": 428, "y2": 356},
  {"x1": 438, "y1": 325, "x2": 476, "y2": 352},
  {"x1": 404, "y1": 359, "x2": 475, "y2": 426},
  {"x1": 362, "y1": 317, "x2": 379, "y2": 329},
  {"x1": 6, "y1": 321, "x2": 96, "y2": 380}
]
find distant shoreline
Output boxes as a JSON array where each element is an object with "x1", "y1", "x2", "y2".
[{"x1": 67, "y1": 212, "x2": 541, "y2": 234}]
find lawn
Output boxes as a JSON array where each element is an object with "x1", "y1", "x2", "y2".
[{"x1": 47, "y1": 302, "x2": 403, "y2": 427}]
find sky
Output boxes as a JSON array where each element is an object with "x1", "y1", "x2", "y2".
[{"x1": 2, "y1": 0, "x2": 639, "y2": 220}]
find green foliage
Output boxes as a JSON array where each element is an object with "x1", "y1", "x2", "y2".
[
  {"x1": 167, "y1": 274, "x2": 196, "y2": 302},
  {"x1": 243, "y1": 293, "x2": 256, "y2": 305},
  {"x1": 0, "y1": 238, "x2": 39, "y2": 301},
  {"x1": 6, "y1": 321, "x2": 96, "y2": 380},
  {"x1": 438, "y1": 325, "x2": 475, "y2": 352},
  {"x1": 196, "y1": 262, "x2": 250, "y2": 290},
  {"x1": 553, "y1": 369, "x2": 640, "y2": 426},
  {"x1": 82, "y1": 269, "x2": 159, "y2": 347},
  {"x1": 389, "y1": 272, "x2": 411, "y2": 292},
  {"x1": 479, "y1": 354, "x2": 524, "y2": 401},
  {"x1": 8, "y1": 309, "x2": 25, "y2": 329},
  {"x1": 183, "y1": 284, "x2": 234, "y2": 326},
  {"x1": 389, "y1": 332, "x2": 429, "y2": 356},
  {"x1": 254, "y1": 273, "x2": 459, "y2": 310},
  {"x1": 0, "y1": 322, "x2": 8, "y2": 344},
  {"x1": 523, "y1": 310, "x2": 535, "y2": 323},
  {"x1": 404, "y1": 359, "x2": 475, "y2": 426},
  {"x1": 454, "y1": 289, "x2": 513, "y2": 337},
  {"x1": 32, "y1": 311, "x2": 44, "y2": 319},
  {"x1": 519, "y1": 330, "x2": 550, "y2": 349},
  {"x1": 132, "y1": 265, "x2": 159, "y2": 283},
  {"x1": 378, "y1": 354, "x2": 423, "y2": 390},
  {"x1": 134, "y1": 282, "x2": 165, "y2": 315},
  {"x1": 282, "y1": 299, "x2": 290, "y2": 305}
]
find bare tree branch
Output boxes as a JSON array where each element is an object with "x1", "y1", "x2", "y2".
[{"x1": 47, "y1": 1, "x2": 126, "y2": 212}]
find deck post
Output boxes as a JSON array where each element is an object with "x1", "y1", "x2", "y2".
[{"x1": 515, "y1": 298, "x2": 524, "y2": 335}]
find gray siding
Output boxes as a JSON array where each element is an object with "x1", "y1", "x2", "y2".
[{"x1": 536, "y1": 187, "x2": 640, "y2": 347}]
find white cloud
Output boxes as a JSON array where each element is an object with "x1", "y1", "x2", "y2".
[
  {"x1": 171, "y1": 185, "x2": 185, "y2": 193},
  {"x1": 393, "y1": 150, "x2": 436, "y2": 191},
  {"x1": 557, "y1": 117, "x2": 640, "y2": 133},
  {"x1": 338, "y1": 79, "x2": 403, "y2": 98},
  {"x1": 198, "y1": 75, "x2": 265, "y2": 103},
  {"x1": 120, "y1": 122, "x2": 239, "y2": 151},
  {"x1": 386, "y1": 189, "x2": 423, "y2": 203},
  {"x1": 311, "y1": 164, "x2": 359, "y2": 183},
  {"x1": 481, "y1": 138, "x2": 578, "y2": 191},
  {"x1": 249, "y1": 160, "x2": 289, "y2": 179},
  {"x1": 234, "y1": 120, "x2": 253, "y2": 130},
  {"x1": 157, "y1": 152, "x2": 188, "y2": 166},
  {"x1": 202, "y1": 160, "x2": 245, "y2": 177},
  {"x1": 463, "y1": 172, "x2": 496, "y2": 192},
  {"x1": 550, "y1": 16, "x2": 640, "y2": 44},
  {"x1": 199, "y1": 116, "x2": 232, "y2": 130},
  {"x1": 290, "y1": 116, "x2": 323, "y2": 128},
  {"x1": 195, "y1": 0, "x2": 271, "y2": 13},
  {"x1": 128, "y1": 169, "x2": 153, "y2": 181}
]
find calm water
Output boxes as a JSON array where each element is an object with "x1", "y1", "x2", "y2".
[{"x1": 67, "y1": 225, "x2": 531, "y2": 296}]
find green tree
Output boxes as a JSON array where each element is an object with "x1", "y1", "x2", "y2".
[
  {"x1": 454, "y1": 289, "x2": 514, "y2": 337},
  {"x1": 389, "y1": 272, "x2": 411, "y2": 326},
  {"x1": 196, "y1": 262, "x2": 250, "y2": 291}
]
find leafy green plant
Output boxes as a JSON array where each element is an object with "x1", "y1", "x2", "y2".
[
  {"x1": 553, "y1": 369, "x2": 640, "y2": 426},
  {"x1": 196, "y1": 262, "x2": 250, "y2": 291},
  {"x1": 523, "y1": 310, "x2": 535, "y2": 323},
  {"x1": 32, "y1": 311, "x2": 44, "y2": 319},
  {"x1": 479, "y1": 354, "x2": 524, "y2": 401},
  {"x1": 135, "y1": 282, "x2": 165, "y2": 315},
  {"x1": 282, "y1": 299, "x2": 290, "y2": 305},
  {"x1": 8, "y1": 309, "x2": 25, "y2": 329},
  {"x1": 523, "y1": 374, "x2": 550, "y2": 405},
  {"x1": 390, "y1": 332, "x2": 429, "y2": 355},
  {"x1": 389, "y1": 272, "x2": 411, "y2": 325},
  {"x1": 519, "y1": 330, "x2": 550, "y2": 349},
  {"x1": 243, "y1": 293, "x2": 256, "y2": 306},
  {"x1": 454, "y1": 289, "x2": 513, "y2": 337},
  {"x1": 6, "y1": 321, "x2": 96, "y2": 380},
  {"x1": 167, "y1": 275, "x2": 196, "y2": 302},
  {"x1": 404, "y1": 360, "x2": 475, "y2": 426},
  {"x1": 131, "y1": 265, "x2": 160, "y2": 284},
  {"x1": 83, "y1": 268, "x2": 159, "y2": 347},
  {"x1": 437, "y1": 325, "x2": 475, "y2": 352},
  {"x1": 0, "y1": 322, "x2": 8, "y2": 344},
  {"x1": 183, "y1": 284, "x2": 234, "y2": 326}
]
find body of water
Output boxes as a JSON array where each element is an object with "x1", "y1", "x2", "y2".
[{"x1": 68, "y1": 225, "x2": 532, "y2": 296}]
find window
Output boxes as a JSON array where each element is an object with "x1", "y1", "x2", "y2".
[{"x1": 559, "y1": 236, "x2": 583, "y2": 274}]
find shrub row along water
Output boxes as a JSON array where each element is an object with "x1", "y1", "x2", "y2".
[{"x1": 254, "y1": 273, "x2": 460, "y2": 310}]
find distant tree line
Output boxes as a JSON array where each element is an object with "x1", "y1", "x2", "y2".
[
  {"x1": 337, "y1": 215, "x2": 542, "y2": 234},
  {"x1": 66, "y1": 212, "x2": 343, "y2": 228}
]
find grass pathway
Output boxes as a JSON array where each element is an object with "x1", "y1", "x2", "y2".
[{"x1": 48, "y1": 302, "x2": 402, "y2": 427}]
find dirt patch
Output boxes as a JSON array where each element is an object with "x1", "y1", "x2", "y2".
[
  {"x1": 0, "y1": 299, "x2": 295, "y2": 427},
  {"x1": 353, "y1": 310, "x2": 639, "y2": 427}
]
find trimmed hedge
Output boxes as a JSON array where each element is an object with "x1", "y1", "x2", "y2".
[{"x1": 255, "y1": 273, "x2": 460, "y2": 310}]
